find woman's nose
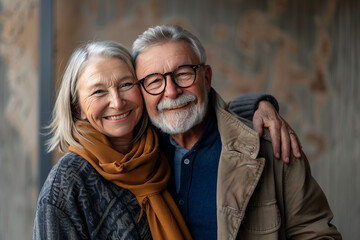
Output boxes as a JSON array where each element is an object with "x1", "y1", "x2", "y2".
[{"x1": 109, "y1": 91, "x2": 125, "y2": 109}]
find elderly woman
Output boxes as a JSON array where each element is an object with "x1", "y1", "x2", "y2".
[{"x1": 33, "y1": 41, "x2": 191, "y2": 239}]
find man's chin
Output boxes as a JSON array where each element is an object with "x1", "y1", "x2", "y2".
[
  {"x1": 150, "y1": 96, "x2": 208, "y2": 135},
  {"x1": 149, "y1": 116, "x2": 187, "y2": 134}
]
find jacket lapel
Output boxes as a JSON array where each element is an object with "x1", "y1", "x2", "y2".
[{"x1": 212, "y1": 90, "x2": 266, "y2": 239}]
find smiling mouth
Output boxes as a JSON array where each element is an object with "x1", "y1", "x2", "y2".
[
  {"x1": 160, "y1": 102, "x2": 192, "y2": 113},
  {"x1": 105, "y1": 111, "x2": 131, "y2": 120}
]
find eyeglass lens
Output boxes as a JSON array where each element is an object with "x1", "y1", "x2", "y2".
[{"x1": 142, "y1": 65, "x2": 197, "y2": 94}]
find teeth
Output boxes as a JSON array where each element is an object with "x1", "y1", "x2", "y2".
[{"x1": 106, "y1": 111, "x2": 130, "y2": 120}]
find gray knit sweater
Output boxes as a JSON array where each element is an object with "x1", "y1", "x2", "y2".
[{"x1": 33, "y1": 152, "x2": 151, "y2": 240}]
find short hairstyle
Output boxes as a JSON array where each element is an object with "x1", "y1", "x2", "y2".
[
  {"x1": 47, "y1": 41, "x2": 148, "y2": 153},
  {"x1": 132, "y1": 25, "x2": 206, "y2": 66}
]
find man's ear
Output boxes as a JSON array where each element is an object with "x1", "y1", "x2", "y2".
[{"x1": 203, "y1": 65, "x2": 212, "y2": 93}]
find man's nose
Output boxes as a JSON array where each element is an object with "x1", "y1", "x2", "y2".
[{"x1": 164, "y1": 75, "x2": 182, "y2": 99}]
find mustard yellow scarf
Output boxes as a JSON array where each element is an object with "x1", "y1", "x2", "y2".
[{"x1": 69, "y1": 121, "x2": 192, "y2": 240}]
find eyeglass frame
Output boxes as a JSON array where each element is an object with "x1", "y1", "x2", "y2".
[{"x1": 138, "y1": 64, "x2": 204, "y2": 95}]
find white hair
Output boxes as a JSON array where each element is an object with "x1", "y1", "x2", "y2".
[{"x1": 132, "y1": 25, "x2": 207, "y2": 66}]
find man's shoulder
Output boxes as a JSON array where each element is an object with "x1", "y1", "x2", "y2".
[
  {"x1": 227, "y1": 109, "x2": 253, "y2": 127},
  {"x1": 227, "y1": 105, "x2": 272, "y2": 142}
]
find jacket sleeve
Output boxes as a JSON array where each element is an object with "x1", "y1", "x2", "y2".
[
  {"x1": 33, "y1": 202, "x2": 81, "y2": 240},
  {"x1": 228, "y1": 93, "x2": 279, "y2": 121},
  {"x1": 283, "y1": 153, "x2": 342, "y2": 239}
]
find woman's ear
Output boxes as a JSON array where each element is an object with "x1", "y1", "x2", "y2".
[{"x1": 74, "y1": 105, "x2": 87, "y2": 120}]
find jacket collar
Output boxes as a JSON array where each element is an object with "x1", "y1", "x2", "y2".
[{"x1": 210, "y1": 89, "x2": 260, "y2": 159}]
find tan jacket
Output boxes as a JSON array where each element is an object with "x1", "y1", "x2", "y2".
[{"x1": 212, "y1": 90, "x2": 341, "y2": 239}]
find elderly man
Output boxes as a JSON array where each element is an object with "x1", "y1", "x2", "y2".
[{"x1": 132, "y1": 25, "x2": 341, "y2": 239}]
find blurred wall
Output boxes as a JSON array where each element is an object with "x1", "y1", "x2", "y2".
[
  {"x1": 0, "y1": 0, "x2": 359, "y2": 239},
  {"x1": 0, "y1": 0, "x2": 39, "y2": 239}
]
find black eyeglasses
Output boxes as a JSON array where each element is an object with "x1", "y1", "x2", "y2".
[{"x1": 138, "y1": 64, "x2": 204, "y2": 95}]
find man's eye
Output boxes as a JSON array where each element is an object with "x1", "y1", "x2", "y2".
[
  {"x1": 175, "y1": 72, "x2": 192, "y2": 79},
  {"x1": 147, "y1": 78, "x2": 162, "y2": 86}
]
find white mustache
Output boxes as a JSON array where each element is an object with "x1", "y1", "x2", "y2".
[{"x1": 157, "y1": 94, "x2": 197, "y2": 113}]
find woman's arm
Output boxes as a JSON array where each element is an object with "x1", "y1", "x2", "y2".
[
  {"x1": 229, "y1": 93, "x2": 301, "y2": 163},
  {"x1": 33, "y1": 202, "x2": 82, "y2": 240}
]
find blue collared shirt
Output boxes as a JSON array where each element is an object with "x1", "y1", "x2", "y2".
[{"x1": 159, "y1": 111, "x2": 221, "y2": 239}]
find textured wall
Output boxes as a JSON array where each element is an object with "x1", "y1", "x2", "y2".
[
  {"x1": 0, "y1": 0, "x2": 358, "y2": 239},
  {"x1": 0, "y1": 0, "x2": 39, "y2": 239}
]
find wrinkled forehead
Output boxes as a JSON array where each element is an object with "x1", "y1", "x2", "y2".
[
  {"x1": 78, "y1": 55, "x2": 135, "y2": 87},
  {"x1": 135, "y1": 40, "x2": 200, "y2": 76}
]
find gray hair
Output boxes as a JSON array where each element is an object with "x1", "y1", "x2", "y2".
[
  {"x1": 47, "y1": 41, "x2": 148, "y2": 153},
  {"x1": 132, "y1": 25, "x2": 206, "y2": 65}
]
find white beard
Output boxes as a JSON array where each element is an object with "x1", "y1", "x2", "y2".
[{"x1": 149, "y1": 93, "x2": 208, "y2": 135}]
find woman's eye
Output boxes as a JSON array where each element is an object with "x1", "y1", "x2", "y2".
[
  {"x1": 119, "y1": 81, "x2": 135, "y2": 91},
  {"x1": 92, "y1": 90, "x2": 104, "y2": 95},
  {"x1": 121, "y1": 82, "x2": 133, "y2": 87}
]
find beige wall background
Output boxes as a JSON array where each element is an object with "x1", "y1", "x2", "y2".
[{"x1": 0, "y1": 0, "x2": 358, "y2": 239}]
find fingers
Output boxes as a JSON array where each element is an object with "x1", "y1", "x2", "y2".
[
  {"x1": 252, "y1": 100, "x2": 302, "y2": 162},
  {"x1": 253, "y1": 114, "x2": 264, "y2": 137},
  {"x1": 289, "y1": 129, "x2": 302, "y2": 158},
  {"x1": 267, "y1": 121, "x2": 281, "y2": 160},
  {"x1": 280, "y1": 125, "x2": 291, "y2": 164},
  {"x1": 280, "y1": 126, "x2": 302, "y2": 163},
  {"x1": 253, "y1": 102, "x2": 281, "y2": 159}
]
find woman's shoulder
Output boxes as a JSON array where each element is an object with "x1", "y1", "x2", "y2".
[
  {"x1": 57, "y1": 151, "x2": 91, "y2": 172},
  {"x1": 37, "y1": 152, "x2": 109, "y2": 208},
  {"x1": 49, "y1": 152, "x2": 96, "y2": 188}
]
